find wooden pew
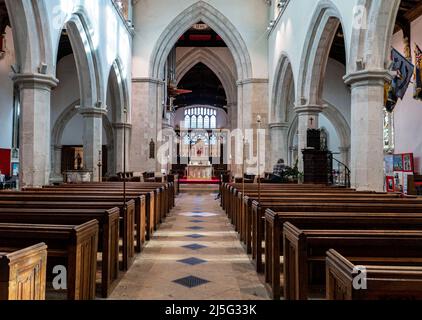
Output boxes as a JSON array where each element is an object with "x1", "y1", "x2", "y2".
[
  {"x1": 249, "y1": 195, "x2": 417, "y2": 273},
  {"x1": 0, "y1": 199, "x2": 135, "y2": 271},
  {"x1": 0, "y1": 220, "x2": 98, "y2": 300},
  {"x1": 0, "y1": 208, "x2": 119, "y2": 298},
  {"x1": 326, "y1": 249, "x2": 422, "y2": 300},
  {"x1": 238, "y1": 192, "x2": 403, "y2": 254},
  {"x1": 264, "y1": 207, "x2": 422, "y2": 299},
  {"x1": 19, "y1": 189, "x2": 148, "y2": 252},
  {"x1": 283, "y1": 223, "x2": 422, "y2": 300},
  {"x1": 0, "y1": 243, "x2": 47, "y2": 300}
]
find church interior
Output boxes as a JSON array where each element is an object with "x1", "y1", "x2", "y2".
[{"x1": 1, "y1": 0, "x2": 422, "y2": 302}]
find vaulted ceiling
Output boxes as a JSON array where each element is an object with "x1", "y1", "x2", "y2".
[{"x1": 174, "y1": 62, "x2": 227, "y2": 110}]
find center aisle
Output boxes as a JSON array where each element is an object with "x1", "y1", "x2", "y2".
[{"x1": 109, "y1": 185, "x2": 269, "y2": 300}]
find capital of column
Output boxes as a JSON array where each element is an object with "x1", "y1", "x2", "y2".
[
  {"x1": 53, "y1": 145, "x2": 63, "y2": 151},
  {"x1": 294, "y1": 104, "x2": 325, "y2": 115},
  {"x1": 79, "y1": 107, "x2": 108, "y2": 118},
  {"x1": 12, "y1": 73, "x2": 59, "y2": 90},
  {"x1": 343, "y1": 69, "x2": 392, "y2": 88},
  {"x1": 269, "y1": 122, "x2": 289, "y2": 130},
  {"x1": 113, "y1": 123, "x2": 132, "y2": 130}
]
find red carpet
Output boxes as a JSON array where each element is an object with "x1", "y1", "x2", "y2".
[{"x1": 179, "y1": 178, "x2": 220, "y2": 185}]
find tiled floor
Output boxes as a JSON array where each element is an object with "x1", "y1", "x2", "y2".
[{"x1": 108, "y1": 185, "x2": 269, "y2": 300}]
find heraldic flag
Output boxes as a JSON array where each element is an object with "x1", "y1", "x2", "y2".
[
  {"x1": 385, "y1": 48, "x2": 415, "y2": 112},
  {"x1": 414, "y1": 44, "x2": 422, "y2": 101}
]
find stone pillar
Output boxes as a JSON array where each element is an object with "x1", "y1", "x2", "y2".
[
  {"x1": 338, "y1": 146, "x2": 351, "y2": 168},
  {"x1": 344, "y1": 70, "x2": 391, "y2": 191},
  {"x1": 131, "y1": 78, "x2": 164, "y2": 175},
  {"x1": 269, "y1": 122, "x2": 289, "y2": 170},
  {"x1": 80, "y1": 108, "x2": 107, "y2": 182},
  {"x1": 113, "y1": 123, "x2": 132, "y2": 173},
  {"x1": 12, "y1": 73, "x2": 59, "y2": 187},
  {"x1": 294, "y1": 105, "x2": 325, "y2": 172},
  {"x1": 50, "y1": 145, "x2": 63, "y2": 183},
  {"x1": 237, "y1": 79, "x2": 269, "y2": 176}
]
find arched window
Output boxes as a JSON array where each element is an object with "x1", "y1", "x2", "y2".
[
  {"x1": 210, "y1": 115, "x2": 217, "y2": 129},
  {"x1": 184, "y1": 115, "x2": 190, "y2": 128},
  {"x1": 197, "y1": 115, "x2": 203, "y2": 128},
  {"x1": 183, "y1": 106, "x2": 219, "y2": 129},
  {"x1": 191, "y1": 115, "x2": 197, "y2": 129}
]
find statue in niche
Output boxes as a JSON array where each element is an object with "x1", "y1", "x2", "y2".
[
  {"x1": 149, "y1": 139, "x2": 155, "y2": 159},
  {"x1": 76, "y1": 153, "x2": 83, "y2": 170}
]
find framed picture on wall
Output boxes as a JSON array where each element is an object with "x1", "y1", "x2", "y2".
[
  {"x1": 393, "y1": 154, "x2": 404, "y2": 172},
  {"x1": 386, "y1": 176, "x2": 395, "y2": 193},
  {"x1": 402, "y1": 153, "x2": 414, "y2": 173}
]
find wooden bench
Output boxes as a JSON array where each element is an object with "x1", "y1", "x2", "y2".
[
  {"x1": 19, "y1": 189, "x2": 148, "y2": 252},
  {"x1": 0, "y1": 220, "x2": 98, "y2": 300},
  {"x1": 264, "y1": 207, "x2": 422, "y2": 299},
  {"x1": 0, "y1": 199, "x2": 135, "y2": 271},
  {"x1": 326, "y1": 249, "x2": 422, "y2": 300},
  {"x1": 0, "y1": 207, "x2": 120, "y2": 298},
  {"x1": 0, "y1": 243, "x2": 47, "y2": 300},
  {"x1": 283, "y1": 223, "x2": 422, "y2": 300},
  {"x1": 251, "y1": 197, "x2": 422, "y2": 272}
]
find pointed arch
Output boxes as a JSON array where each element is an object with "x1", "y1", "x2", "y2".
[
  {"x1": 297, "y1": 0, "x2": 347, "y2": 106},
  {"x1": 62, "y1": 11, "x2": 104, "y2": 109},
  {"x1": 150, "y1": 1, "x2": 252, "y2": 81},
  {"x1": 107, "y1": 58, "x2": 130, "y2": 123},
  {"x1": 271, "y1": 53, "x2": 295, "y2": 123},
  {"x1": 348, "y1": 0, "x2": 400, "y2": 72},
  {"x1": 4, "y1": 0, "x2": 54, "y2": 73},
  {"x1": 176, "y1": 48, "x2": 237, "y2": 105}
]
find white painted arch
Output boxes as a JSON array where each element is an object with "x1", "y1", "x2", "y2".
[
  {"x1": 149, "y1": 1, "x2": 252, "y2": 81},
  {"x1": 176, "y1": 48, "x2": 237, "y2": 106},
  {"x1": 297, "y1": 0, "x2": 347, "y2": 106}
]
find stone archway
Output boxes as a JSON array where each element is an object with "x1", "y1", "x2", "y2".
[
  {"x1": 150, "y1": 1, "x2": 252, "y2": 81},
  {"x1": 176, "y1": 48, "x2": 237, "y2": 107},
  {"x1": 50, "y1": 100, "x2": 115, "y2": 182}
]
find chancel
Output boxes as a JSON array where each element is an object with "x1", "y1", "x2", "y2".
[{"x1": 1, "y1": 0, "x2": 422, "y2": 304}]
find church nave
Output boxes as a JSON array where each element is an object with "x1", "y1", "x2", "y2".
[{"x1": 109, "y1": 186, "x2": 269, "y2": 300}]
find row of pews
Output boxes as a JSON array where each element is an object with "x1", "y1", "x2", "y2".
[
  {"x1": 220, "y1": 183, "x2": 422, "y2": 300},
  {"x1": 0, "y1": 181, "x2": 176, "y2": 300}
]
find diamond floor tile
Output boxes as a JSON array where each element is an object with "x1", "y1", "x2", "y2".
[
  {"x1": 182, "y1": 243, "x2": 207, "y2": 250},
  {"x1": 173, "y1": 275, "x2": 210, "y2": 288},
  {"x1": 177, "y1": 257, "x2": 207, "y2": 266}
]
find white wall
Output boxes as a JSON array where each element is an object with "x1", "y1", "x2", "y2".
[
  {"x1": 391, "y1": 15, "x2": 422, "y2": 174},
  {"x1": 268, "y1": 0, "x2": 359, "y2": 109},
  {"x1": 320, "y1": 114, "x2": 340, "y2": 155},
  {"x1": 323, "y1": 58, "x2": 351, "y2": 126},
  {"x1": 0, "y1": 26, "x2": 14, "y2": 149},
  {"x1": 51, "y1": 54, "x2": 80, "y2": 126},
  {"x1": 132, "y1": 0, "x2": 269, "y2": 79},
  {"x1": 41, "y1": 0, "x2": 132, "y2": 107}
]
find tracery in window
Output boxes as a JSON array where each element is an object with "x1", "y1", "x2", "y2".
[
  {"x1": 383, "y1": 108, "x2": 395, "y2": 153},
  {"x1": 183, "y1": 106, "x2": 218, "y2": 129}
]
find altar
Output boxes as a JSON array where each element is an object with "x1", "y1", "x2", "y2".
[{"x1": 187, "y1": 163, "x2": 213, "y2": 179}]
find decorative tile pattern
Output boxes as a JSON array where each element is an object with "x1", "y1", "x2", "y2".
[
  {"x1": 186, "y1": 234, "x2": 205, "y2": 239},
  {"x1": 173, "y1": 276, "x2": 210, "y2": 288},
  {"x1": 183, "y1": 243, "x2": 207, "y2": 250},
  {"x1": 190, "y1": 220, "x2": 205, "y2": 223},
  {"x1": 187, "y1": 226, "x2": 204, "y2": 230},
  {"x1": 177, "y1": 257, "x2": 207, "y2": 266}
]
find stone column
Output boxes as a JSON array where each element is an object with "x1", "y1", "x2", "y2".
[
  {"x1": 113, "y1": 123, "x2": 132, "y2": 173},
  {"x1": 338, "y1": 146, "x2": 351, "y2": 168},
  {"x1": 131, "y1": 78, "x2": 164, "y2": 175},
  {"x1": 12, "y1": 73, "x2": 59, "y2": 187},
  {"x1": 269, "y1": 122, "x2": 289, "y2": 170},
  {"x1": 344, "y1": 70, "x2": 391, "y2": 191},
  {"x1": 80, "y1": 107, "x2": 107, "y2": 182},
  {"x1": 50, "y1": 145, "x2": 63, "y2": 183},
  {"x1": 294, "y1": 104, "x2": 325, "y2": 172}
]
